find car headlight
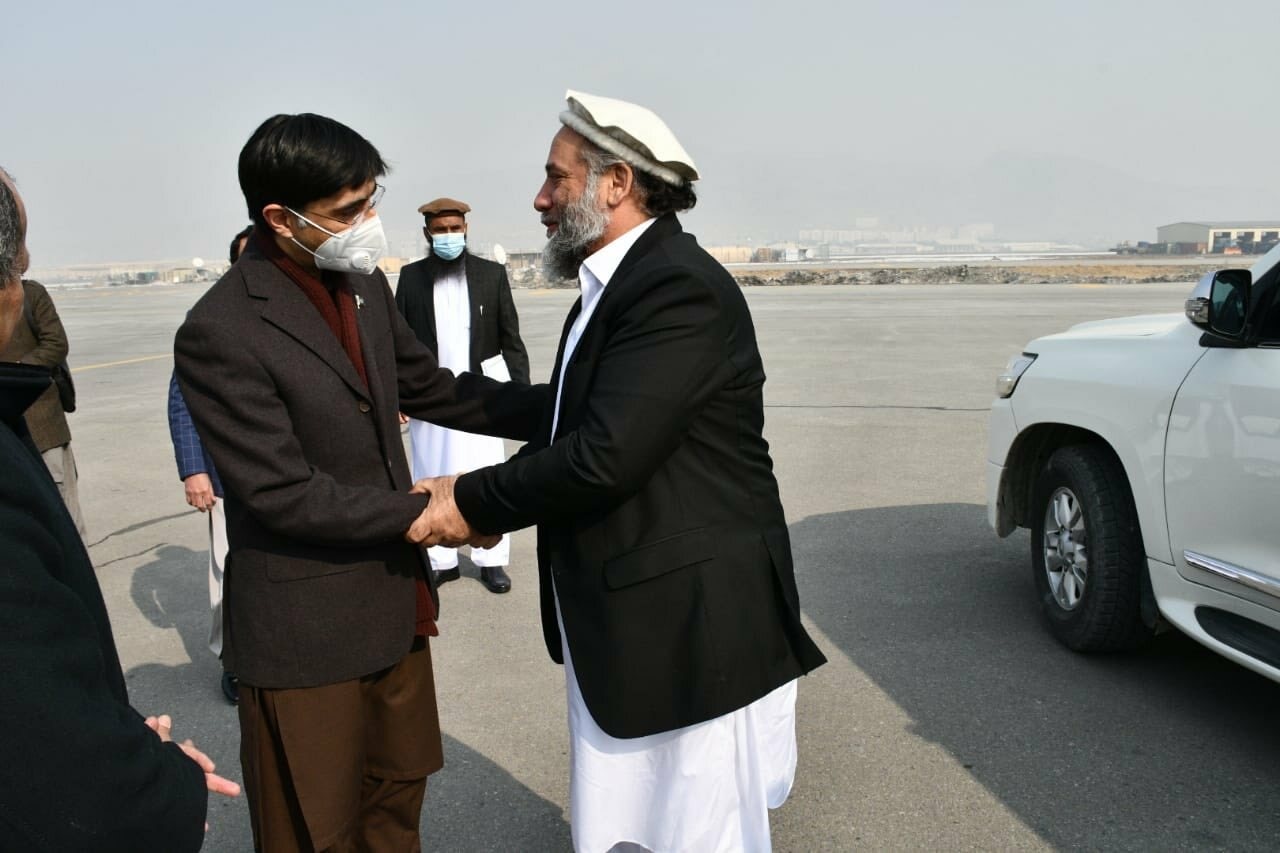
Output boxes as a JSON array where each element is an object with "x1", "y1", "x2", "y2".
[{"x1": 996, "y1": 353, "x2": 1037, "y2": 398}]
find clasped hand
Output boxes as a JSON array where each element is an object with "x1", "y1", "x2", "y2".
[{"x1": 405, "y1": 474, "x2": 500, "y2": 549}]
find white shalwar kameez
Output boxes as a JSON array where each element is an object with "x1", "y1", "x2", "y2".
[
  {"x1": 553, "y1": 220, "x2": 800, "y2": 853},
  {"x1": 408, "y1": 261, "x2": 509, "y2": 570}
]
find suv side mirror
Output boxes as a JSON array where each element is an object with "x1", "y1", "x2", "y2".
[
  {"x1": 1208, "y1": 269, "x2": 1250, "y2": 337},
  {"x1": 1186, "y1": 268, "x2": 1251, "y2": 339}
]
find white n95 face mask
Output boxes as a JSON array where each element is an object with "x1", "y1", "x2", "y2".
[{"x1": 288, "y1": 209, "x2": 388, "y2": 274}]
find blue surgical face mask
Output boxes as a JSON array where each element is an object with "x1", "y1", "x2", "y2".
[{"x1": 432, "y1": 232, "x2": 466, "y2": 261}]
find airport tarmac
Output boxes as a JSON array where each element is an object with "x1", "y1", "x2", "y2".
[{"x1": 52, "y1": 281, "x2": 1280, "y2": 851}]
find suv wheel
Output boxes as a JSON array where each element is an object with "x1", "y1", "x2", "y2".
[{"x1": 1030, "y1": 444, "x2": 1153, "y2": 651}]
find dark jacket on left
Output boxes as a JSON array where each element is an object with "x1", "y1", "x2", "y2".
[
  {"x1": 0, "y1": 363, "x2": 206, "y2": 852},
  {"x1": 174, "y1": 246, "x2": 547, "y2": 689}
]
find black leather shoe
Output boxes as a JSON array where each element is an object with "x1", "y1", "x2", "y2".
[
  {"x1": 433, "y1": 567, "x2": 461, "y2": 585},
  {"x1": 221, "y1": 672, "x2": 239, "y2": 705},
  {"x1": 479, "y1": 565, "x2": 512, "y2": 594}
]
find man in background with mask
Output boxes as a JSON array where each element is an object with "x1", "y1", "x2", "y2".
[
  {"x1": 174, "y1": 114, "x2": 546, "y2": 851},
  {"x1": 395, "y1": 198, "x2": 530, "y2": 594}
]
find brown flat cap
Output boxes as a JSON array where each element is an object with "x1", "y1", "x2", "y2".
[{"x1": 417, "y1": 197, "x2": 471, "y2": 218}]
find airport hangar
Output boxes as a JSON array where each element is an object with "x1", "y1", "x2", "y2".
[{"x1": 1157, "y1": 220, "x2": 1280, "y2": 254}]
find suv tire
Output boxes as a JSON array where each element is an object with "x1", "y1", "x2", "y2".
[{"x1": 1030, "y1": 444, "x2": 1153, "y2": 651}]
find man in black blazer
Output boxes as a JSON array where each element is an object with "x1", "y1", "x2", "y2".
[
  {"x1": 411, "y1": 91, "x2": 827, "y2": 851},
  {"x1": 174, "y1": 115, "x2": 546, "y2": 851},
  {"x1": 0, "y1": 169, "x2": 237, "y2": 851},
  {"x1": 395, "y1": 197, "x2": 530, "y2": 593}
]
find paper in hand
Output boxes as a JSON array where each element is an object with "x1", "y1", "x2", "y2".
[{"x1": 480, "y1": 354, "x2": 511, "y2": 383}]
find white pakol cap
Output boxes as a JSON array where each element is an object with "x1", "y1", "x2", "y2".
[{"x1": 559, "y1": 89, "x2": 699, "y2": 186}]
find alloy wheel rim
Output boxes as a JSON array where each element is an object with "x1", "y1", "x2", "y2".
[{"x1": 1043, "y1": 487, "x2": 1088, "y2": 610}]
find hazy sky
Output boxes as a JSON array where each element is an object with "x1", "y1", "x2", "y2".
[{"x1": 10, "y1": 0, "x2": 1280, "y2": 267}]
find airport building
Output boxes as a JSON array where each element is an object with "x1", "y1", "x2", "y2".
[
  {"x1": 1156, "y1": 221, "x2": 1280, "y2": 254},
  {"x1": 705, "y1": 246, "x2": 754, "y2": 264}
]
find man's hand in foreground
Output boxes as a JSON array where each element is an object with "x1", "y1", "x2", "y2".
[
  {"x1": 145, "y1": 714, "x2": 241, "y2": 799},
  {"x1": 406, "y1": 475, "x2": 500, "y2": 549}
]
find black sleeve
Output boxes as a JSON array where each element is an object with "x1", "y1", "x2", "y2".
[
  {"x1": 0, "y1": 487, "x2": 207, "y2": 851},
  {"x1": 495, "y1": 269, "x2": 531, "y2": 384},
  {"x1": 453, "y1": 266, "x2": 731, "y2": 533},
  {"x1": 394, "y1": 264, "x2": 433, "y2": 350},
  {"x1": 393, "y1": 265, "x2": 413, "y2": 319}
]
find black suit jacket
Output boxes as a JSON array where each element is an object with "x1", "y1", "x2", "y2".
[
  {"x1": 395, "y1": 253, "x2": 531, "y2": 383},
  {"x1": 454, "y1": 215, "x2": 827, "y2": 738},
  {"x1": 175, "y1": 247, "x2": 547, "y2": 689},
  {"x1": 0, "y1": 365, "x2": 206, "y2": 851}
]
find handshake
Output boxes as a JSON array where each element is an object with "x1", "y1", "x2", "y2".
[{"x1": 405, "y1": 474, "x2": 501, "y2": 549}]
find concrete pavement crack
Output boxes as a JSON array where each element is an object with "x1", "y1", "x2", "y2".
[
  {"x1": 93, "y1": 543, "x2": 164, "y2": 570},
  {"x1": 84, "y1": 510, "x2": 193, "y2": 549}
]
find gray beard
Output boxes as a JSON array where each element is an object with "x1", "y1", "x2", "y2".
[{"x1": 541, "y1": 174, "x2": 609, "y2": 281}]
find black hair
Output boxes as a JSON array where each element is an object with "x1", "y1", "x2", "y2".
[
  {"x1": 228, "y1": 224, "x2": 254, "y2": 263},
  {"x1": 237, "y1": 113, "x2": 388, "y2": 230},
  {"x1": 632, "y1": 168, "x2": 697, "y2": 218}
]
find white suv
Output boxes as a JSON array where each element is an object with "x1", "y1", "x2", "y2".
[{"x1": 988, "y1": 246, "x2": 1280, "y2": 683}]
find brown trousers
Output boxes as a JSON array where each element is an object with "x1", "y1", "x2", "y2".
[{"x1": 239, "y1": 639, "x2": 444, "y2": 852}]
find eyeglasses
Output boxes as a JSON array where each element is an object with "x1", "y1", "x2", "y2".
[{"x1": 299, "y1": 183, "x2": 385, "y2": 229}]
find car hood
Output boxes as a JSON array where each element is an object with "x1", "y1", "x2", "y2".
[
  {"x1": 1031, "y1": 312, "x2": 1195, "y2": 346},
  {"x1": 1021, "y1": 311, "x2": 1209, "y2": 393}
]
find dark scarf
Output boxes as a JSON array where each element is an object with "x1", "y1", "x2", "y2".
[
  {"x1": 256, "y1": 231, "x2": 438, "y2": 636},
  {"x1": 255, "y1": 231, "x2": 369, "y2": 389}
]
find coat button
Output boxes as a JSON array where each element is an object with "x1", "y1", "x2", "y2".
[{"x1": 358, "y1": 401, "x2": 371, "y2": 413}]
